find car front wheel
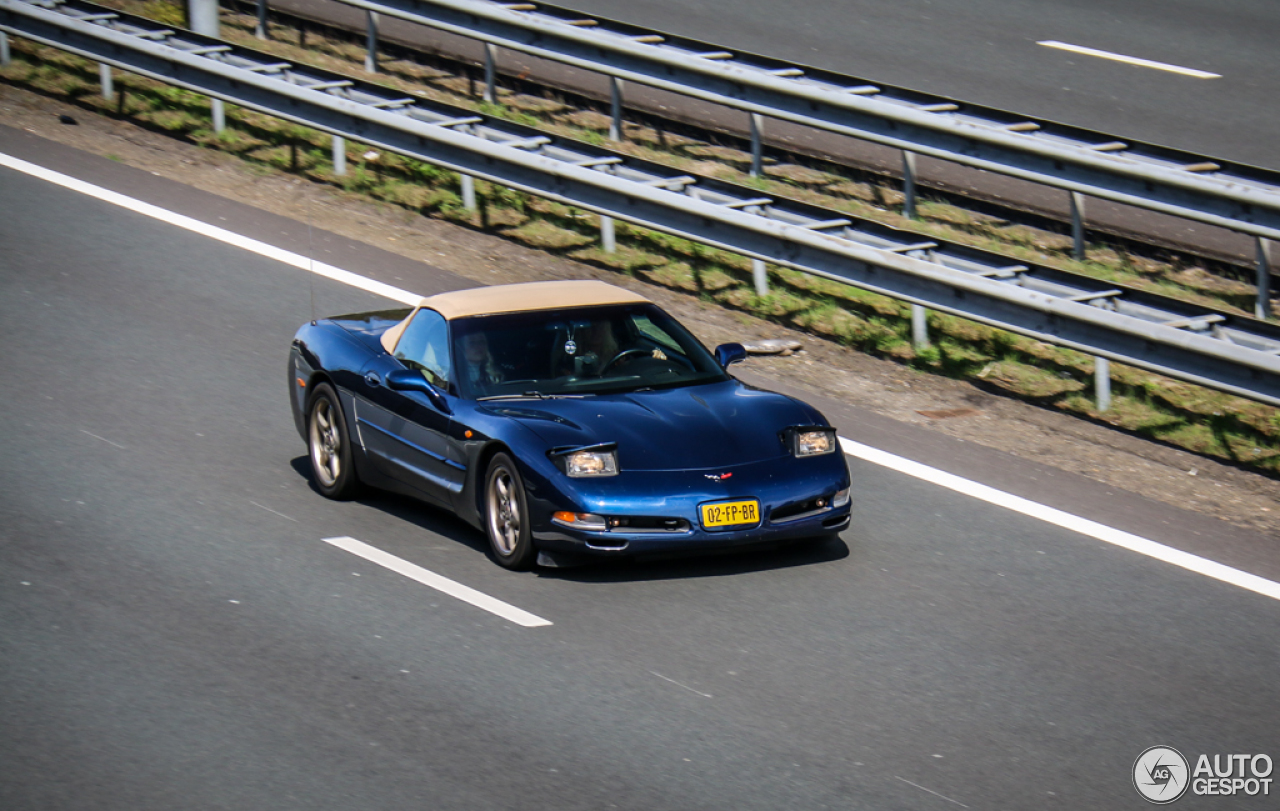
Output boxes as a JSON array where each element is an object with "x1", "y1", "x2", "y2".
[
  {"x1": 484, "y1": 452, "x2": 536, "y2": 570},
  {"x1": 307, "y1": 382, "x2": 360, "y2": 500}
]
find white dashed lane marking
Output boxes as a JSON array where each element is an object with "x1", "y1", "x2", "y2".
[
  {"x1": 1038, "y1": 41, "x2": 1221, "y2": 79},
  {"x1": 324, "y1": 537, "x2": 553, "y2": 627}
]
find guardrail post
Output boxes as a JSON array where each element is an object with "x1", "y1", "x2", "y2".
[
  {"x1": 460, "y1": 174, "x2": 476, "y2": 210},
  {"x1": 98, "y1": 63, "x2": 114, "y2": 101},
  {"x1": 364, "y1": 11, "x2": 378, "y2": 73},
  {"x1": 211, "y1": 98, "x2": 225, "y2": 133},
  {"x1": 1094, "y1": 355, "x2": 1111, "y2": 411},
  {"x1": 748, "y1": 200, "x2": 770, "y2": 295},
  {"x1": 332, "y1": 135, "x2": 346, "y2": 176},
  {"x1": 185, "y1": 0, "x2": 221, "y2": 135},
  {"x1": 1257, "y1": 237, "x2": 1273, "y2": 320},
  {"x1": 1070, "y1": 192, "x2": 1087, "y2": 260},
  {"x1": 911, "y1": 304, "x2": 929, "y2": 348},
  {"x1": 186, "y1": 0, "x2": 219, "y2": 37},
  {"x1": 902, "y1": 151, "x2": 917, "y2": 219},
  {"x1": 609, "y1": 77, "x2": 624, "y2": 141},
  {"x1": 1, "y1": 32, "x2": 10, "y2": 66},
  {"x1": 749, "y1": 113, "x2": 763, "y2": 178},
  {"x1": 255, "y1": 0, "x2": 268, "y2": 39},
  {"x1": 752, "y1": 259, "x2": 768, "y2": 296},
  {"x1": 483, "y1": 43, "x2": 497, "y2": 104},
  {"x1": 600, "y1": 215, "x2": 616, "y2": 252}
]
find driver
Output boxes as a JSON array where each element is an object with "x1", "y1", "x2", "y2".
[
  {"x1": 461, "y1": 331, "x2": 504, "y2": 393},
  {"x1": 561, "y1": 318, "x2": 666, "y2": 376}
]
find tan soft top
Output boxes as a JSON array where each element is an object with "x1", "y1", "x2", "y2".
[{"x1": 381, "y1": 280, "x2": 651, "y2": 354}]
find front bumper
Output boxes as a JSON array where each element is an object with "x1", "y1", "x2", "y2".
[
  {"x1": 533, "y1": 507, "x2": 851, "y2": 557},
  {"x1": 528, "y1": 457, "x2": 851, "y2": 557}
]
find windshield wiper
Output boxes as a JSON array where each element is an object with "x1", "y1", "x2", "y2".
[
  {"x1": 477, "y1": 392, "x2": 540, "y2": 401},
  {"x1": 477, "y1": 391, "x2": 578, "y2": 401}
]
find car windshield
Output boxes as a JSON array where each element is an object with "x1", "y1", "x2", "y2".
[{"x1": 449, "y1": 303, "x2": 730, "y2": 400}]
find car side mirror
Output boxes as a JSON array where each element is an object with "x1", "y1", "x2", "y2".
[
  {"x1": 386, "y1": 368, "x2": 452, "y2": 414},
  {"x1": 714, "y1": 343, "x2": 747, "y2": 367}
]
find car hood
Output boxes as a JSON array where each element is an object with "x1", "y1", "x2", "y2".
[{"x1": 478, "y1": 379, "x2": 823, "y2": 472}]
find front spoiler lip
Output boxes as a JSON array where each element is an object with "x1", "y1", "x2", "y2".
[{"x1": 533, "y1": 506, "x2": 851, "y2": 556}]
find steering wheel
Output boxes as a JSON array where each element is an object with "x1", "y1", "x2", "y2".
[{"x1": 600, "y1": 348, "x2": 654, "y2": 375}]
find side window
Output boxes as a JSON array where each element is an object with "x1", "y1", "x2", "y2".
[{"x1": 392, "y1": 308, "x2": 451, "y2": 388}]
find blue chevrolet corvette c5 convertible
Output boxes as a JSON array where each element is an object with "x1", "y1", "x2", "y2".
[{"x1": 289, "y1": 280, "x2": 851, "y2": 569}]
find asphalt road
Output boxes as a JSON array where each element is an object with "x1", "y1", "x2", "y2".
[
  {"x1": 2, "y1": 135, "x2": 1279, "y2": 809},
  {"x1": 557, "y1": 0, "x2": 1280, "y2": 168}
]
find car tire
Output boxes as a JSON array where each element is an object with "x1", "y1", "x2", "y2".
[
  {"x1": 484, "y1": 452, "x2": 537, "y2": 570},
  {"x1": 307, "y1": 382, "x2": 360, "y2": 500}
]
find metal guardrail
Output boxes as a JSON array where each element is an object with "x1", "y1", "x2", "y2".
[
  {"x1": 314, "y1": 0, "x2": 1277, "y2": 316},
  {"x1": 3, "y1": 0, "x2": 1280, "y2": 408}
]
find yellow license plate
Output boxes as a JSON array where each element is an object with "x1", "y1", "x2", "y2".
[{"x1": 700, "y1": 499, "x2": 760, "y2": 529}]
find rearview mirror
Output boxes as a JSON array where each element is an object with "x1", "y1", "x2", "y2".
[
  {"x1": 714, "y1": 343, "x2": 747, "y2": 367},
  {"x1": 386, "y1": 368, "x2": 452, "y2": 414}
]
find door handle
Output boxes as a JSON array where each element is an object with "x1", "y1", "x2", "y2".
[{"x1": 364, "y1": 372, "x2": 381, "y2": 386}]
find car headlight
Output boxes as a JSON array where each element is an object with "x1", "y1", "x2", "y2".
[
  {"x1": 832, "y1": 487, "x2": 850, "y2": 507},
  {"x1": 551, "y1": 443, "x2": 620, "y2": 477},
  {"x1": 785, "y1": 426, "x2": 837, "y2": 457},
  {"x1": 566, "y1": 449, "x2": 618, "y2": 476}
]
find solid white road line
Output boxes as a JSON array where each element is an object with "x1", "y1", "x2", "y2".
[
  {"x1": 1037, "y1": 41, "x2": 1221, "y2": 79},
  {"x1": 7, "y1": 150, "x2": 1279, "y2": 605},
  {"x1": 324, "y1": 537, "x2": 553, "y2": 627},
  {"x1": 841, "y1": 438, "x2": 1280, "y2": 602},
  {"x1": 0, "y1": 152, "x2": 421, "y2": 306}
]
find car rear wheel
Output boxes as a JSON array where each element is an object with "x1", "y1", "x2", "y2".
[
  {"x1": 484, "y1": 452, "x2": 536, "y2": 570},
  {"x1": 308, "y1": 382, "x2": 360, "y2": 500}
]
